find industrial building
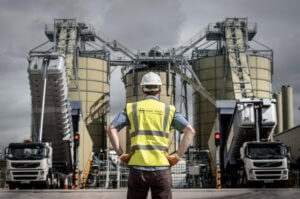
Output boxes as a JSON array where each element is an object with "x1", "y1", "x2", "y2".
[{"x1": 2, "y1": 17, "x2": 299, "y2": 189}]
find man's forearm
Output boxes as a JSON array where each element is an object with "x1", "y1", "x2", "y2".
[
  {"x1": 177, "y1": 125, "x2": 195, "y2": 157},
  {"x1": 107, "y1": 124, "x2": 123, "y2": 156}
]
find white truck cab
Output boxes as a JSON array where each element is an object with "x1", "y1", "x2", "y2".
[
  {"x1": 5, "y1": 142, "x2": 53, "y2": 189},
  {"x1": 241, "y1": 141, "x2": 288, "y2": 182}
]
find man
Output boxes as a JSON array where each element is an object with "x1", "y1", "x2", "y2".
[{"x1": 107, "y1": 72, "x2": 195, "y2": 199}]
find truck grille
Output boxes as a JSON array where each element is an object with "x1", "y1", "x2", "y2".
[
  {"x1": 14, "y1": 177, "x2": 37, "y2": 180},
  {"x1": 255, "y1": 171, "x2": 282, "y2": 175},
  {"x1": 12, "y1": 172, "x2": 39, "y2": 175},
  {"x1": 11, "y1": 162, "x2": 40, "y2": 168},
  {"x1": 253, "y1": 162, "x2": 282, "y2": 167},
  {"x1": 256, "y1": 176, "x2": 281, "y2": 180}
]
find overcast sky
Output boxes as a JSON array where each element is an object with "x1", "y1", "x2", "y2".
[{"x1": 0, "y1": 0, "x2": 300, "y2": 149}]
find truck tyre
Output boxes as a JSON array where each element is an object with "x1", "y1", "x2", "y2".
[
  {"x1": 44, "y1": 175, "x2": 51, "y2": 189},
  {"x1": 8, "y1": 182, "x2": 17, "y2": 190},
  {"x1": 49, "y1": 174, "x2": 55, "y2": 189}
]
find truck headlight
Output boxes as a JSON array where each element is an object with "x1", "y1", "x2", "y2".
[
  {"x1": 39, "y1": 170, "x2": 45, "y2": 179},
  {"x1": 283, "y1": 170, "x2": 288, "y2": 178}
]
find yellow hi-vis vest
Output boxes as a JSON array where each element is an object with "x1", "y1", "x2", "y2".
[{"x1": 126, "y1": 98, "x2": 176, "y2": 166}]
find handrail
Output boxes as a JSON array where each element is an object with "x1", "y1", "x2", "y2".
[{"x1": 81, "y1": 152, "x2": 94, "y2": 189}]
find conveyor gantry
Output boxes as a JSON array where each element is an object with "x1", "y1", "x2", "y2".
[{"x1": 224, "y1": 18, "x2": 253, "y2": 99}]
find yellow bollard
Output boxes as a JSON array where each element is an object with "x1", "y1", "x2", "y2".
[
  {"x1": 73, "y1": 168, "x2": 79, "y2": 190},
  {"x1": 217, "y1": 167, "x2": 221, "y2": 189}
]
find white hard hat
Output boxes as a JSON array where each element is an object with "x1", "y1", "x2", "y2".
[
  {"x1": 140, "y1": 72, "x2": 162, "y2": 86},
  {"x1": 140, "y1": 72, "x2": 162, "y2": 92}
]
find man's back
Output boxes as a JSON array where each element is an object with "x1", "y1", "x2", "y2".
[{"x1": 126, "y1": 98, "x2": 175, "y2": 167}]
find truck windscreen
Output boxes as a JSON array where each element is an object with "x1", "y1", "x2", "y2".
[
  {"x1": 247, "y1": 144, "x2": 286, "y2": 159},
  {"x1": 8, "y1": 145, "x2": 46, "y2": 160}
]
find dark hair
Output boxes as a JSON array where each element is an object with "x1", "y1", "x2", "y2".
[
  {"x1": 142, "y1": 86, "x2": 161, "y2": 96},
  {"x1": 144, "y1": 90, "x2": 160, "y2": 96}
]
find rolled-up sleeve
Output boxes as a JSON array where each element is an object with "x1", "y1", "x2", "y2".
[
  {"x1": 171, "y1": 112, "x2": 189, "y2": 132},
  {"x1": 111, "y1": 109, "x2": 129, "y2": 132}
]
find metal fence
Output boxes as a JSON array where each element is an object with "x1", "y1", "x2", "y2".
[
  {"x1": 84, "y1": 152, "x2": 300, "y2": 189},
  {"x1": 85, "y1": 152, "x2": 129, "y2": 189},
  {"x1": 86, "y1": 151, "x2": 214, "y2": 189},
  {"x1": 171, "y1": 159, "x2": 187, "y2": 188},
  {"x1": 119, "y1": 167, "x2": 129, "y2": 188}
]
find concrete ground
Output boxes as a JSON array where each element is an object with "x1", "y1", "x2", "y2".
[{"x1": 0, "y1": 188, "x2": 300, "y2": 199}]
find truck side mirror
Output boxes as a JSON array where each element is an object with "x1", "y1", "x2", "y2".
[
  {"x1": 243, "y1": 147, "x2": 249, "y2": 158},
  {"x1": 286, "y1": 146, "x2": 291, "y2": 158},
  {"x1": 45, "y1": 148, "x2": 50, "y2": 158},
  {"x1": 4, "y1": 147, "x2": 8, "y2": 159}
]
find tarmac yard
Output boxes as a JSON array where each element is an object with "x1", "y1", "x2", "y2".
[{"x1": 0, "y1": 189, "x2": 300, "y2": 199}]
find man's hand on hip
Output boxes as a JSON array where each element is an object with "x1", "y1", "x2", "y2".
[
  {"x1": 119, "y1": 152, "x2": 133, "y2": 165},
  {"x1": 164, "y1": 152, "x2": 181, "y2": 167}
]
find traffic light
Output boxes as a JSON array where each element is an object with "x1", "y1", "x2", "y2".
[
  {"x1": 74, "y1": 133, "x2": 80, "y2": 147},
  {"x1": 215, "y1": 132, "x2": 221, "y2": 146}
]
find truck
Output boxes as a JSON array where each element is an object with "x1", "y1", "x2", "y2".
[
  {"x1": 5, "y1": 142, "x2": 55, "y2": 189},
  {"x1": 208, "y1": 98, "x2": 289, "y2": 187},
  {"x1": 5, "y1": 54, "x2": 79, "y2": 189}
]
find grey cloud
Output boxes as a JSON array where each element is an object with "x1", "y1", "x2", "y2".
[
  {"x1": 0, "y1": 0, "x2": 300, "y2": 149},
  {"x1": 110, "y1": 67, "x2": 126, "y2": 119},
  {"x1": 101, "y1": 0, "x2": 186, "y2": 50}
]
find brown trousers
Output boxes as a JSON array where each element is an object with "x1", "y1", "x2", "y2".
[{"x1": 127, "y1": 168, "x2": 172, "y2": 199}]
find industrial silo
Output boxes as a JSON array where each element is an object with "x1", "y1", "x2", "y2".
[
  {"x1": 193, "y1": 54, "x2": 272, "y2": 149},
  {"x1": 69, "y1": 56, "x2": 110, "y2": 170},
  {"x1": 123, "y1": 68, "x2": 176, "y2": 153}
]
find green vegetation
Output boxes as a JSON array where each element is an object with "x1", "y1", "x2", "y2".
[{"x1": 0, "y1": 160, "x2": 6, "y2": 188}]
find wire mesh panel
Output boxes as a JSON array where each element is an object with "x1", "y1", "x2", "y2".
[
  {"x1": 186, "y1": 148, "x2": 213, "y2": 188},
  {"x1": 119, "y1": 167, "x2": 129, "y2": 188},
  {"x1": 171, "y1": 159, "x2": 187, "y2": 188}
]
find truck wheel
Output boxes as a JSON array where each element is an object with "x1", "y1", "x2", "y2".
[
  {"x1": 49, "y1": 174, "x2": 55, "y2": 189},
  {"x1": 8, "y1": 183, "x2": 17, "y2": 190},
  {"x1": 44, "y1": 176, "x2": 52, "y2": 189}
]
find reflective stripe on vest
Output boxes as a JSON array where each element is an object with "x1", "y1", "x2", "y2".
[{"x1": 126, "y1": 99, "x2": 175, "y2": 166}]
